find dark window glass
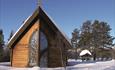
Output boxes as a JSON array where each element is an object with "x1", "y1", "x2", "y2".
[{"x1": 40, "y1": 31, "x2": 48, "y2": 67}]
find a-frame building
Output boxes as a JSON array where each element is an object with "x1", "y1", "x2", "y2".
[{"x1": 7, "y1": 7, "x2": 71, "y2": 68}]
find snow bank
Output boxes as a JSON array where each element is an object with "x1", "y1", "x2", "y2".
[
  {"x1": 0, "y1": 66, "x2": 65, "y2": 70},
  {"x1": 0, "y1": 60, "x2": 115, "y2": 70},
  {"x1": 67, "y1": 59, "x2": 115, "y2": 70}
]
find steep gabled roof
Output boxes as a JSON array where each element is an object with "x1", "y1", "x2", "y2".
[{"x1": 7, "y1": 7, "x2": 71, "y2": 48}]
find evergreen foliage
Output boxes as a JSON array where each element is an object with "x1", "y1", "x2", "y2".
[
  {"x1": 71, "y1": 20, "x2": 115, "y2": 60},
  {"x1": 0, "y1": 29, "x2": 4, "y2": 62}
]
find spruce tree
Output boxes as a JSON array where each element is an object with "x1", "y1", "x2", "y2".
[{"x1": 0, "y1": 29, "x2": 4, "y2": 62}]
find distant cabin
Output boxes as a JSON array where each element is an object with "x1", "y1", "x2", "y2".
[
  {"x1": 7, "y1": 7, "x2": 71, "y2": 68},
  {"x1": 80, "y1": 49, "x2": 92, "y2": 61}
]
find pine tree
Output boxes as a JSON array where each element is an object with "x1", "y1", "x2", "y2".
[
  {"x1": 0, "y1": 29, "x2": 4, "y2": 62},
  {"x1": 71, "y1": 28, "x2": 80, "y2": 48},
  {"x1": 91, "y1": 20, "x2": 114, "y2": 60},
  {"x1": 79, "y1": 20, "x2": 92, "y2": 49},
  {"x1": 3, "y1": 30, "x2": 14, "y2": 62},
  {"x1": 71, "y1": 20, "x2": 115, "y2": 60}
]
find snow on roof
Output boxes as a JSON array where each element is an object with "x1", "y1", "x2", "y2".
[
  {"x1": 7, "y1": 16, "x2": 31, "y2": 45},
  {"x1": 80, "y1": 49, "x2": 92, "y2": 56}
]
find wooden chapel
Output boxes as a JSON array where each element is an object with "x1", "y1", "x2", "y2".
[{"x1": 7, "y1": 6, "x2": 72, "y2": 68}]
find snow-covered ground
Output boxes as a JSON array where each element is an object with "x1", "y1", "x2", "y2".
[
  {"x1": 0, "y1": 59, "x2": 115, "y2": 70},
  {"x1": 67, "y1": 59, "x2": 115, "y2": 70}
]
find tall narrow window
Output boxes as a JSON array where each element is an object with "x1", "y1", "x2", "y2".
[
  {"x1": 29, "y1": 31, "x2": 38, "y2": 66},
  {"x1": 29, "y1": 30, "x2": 48, "y2": 67},
  {"x1": 40, "y1": 31, "x2": 48, "y2": 67}
]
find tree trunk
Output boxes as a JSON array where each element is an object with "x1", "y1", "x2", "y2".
[{"x1": 93, "y1": 49, "x2": 96, "y2": 61}]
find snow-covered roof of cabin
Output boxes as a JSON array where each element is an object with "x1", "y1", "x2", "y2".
[{"x1": 80, "y1": 49, "x2": 92, "y2": 56}]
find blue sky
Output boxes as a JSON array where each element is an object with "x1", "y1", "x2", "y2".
[{"x1": 0, "y1": 0, "x2": 115, "y2": 43}]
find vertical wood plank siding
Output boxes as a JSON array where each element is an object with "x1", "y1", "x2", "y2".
[{"x1": 12, "y1": 22, "x2": 39, "y2": 67}]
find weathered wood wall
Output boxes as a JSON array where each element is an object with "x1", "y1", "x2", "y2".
[
  {"x1": 47, "y1": 32, "x2": 69, "y2": 67},
  {"x1": 40, "y1": 20, "x2": 70, "y2": 67},
  {"x1": 12, "y1": 22, "x2": 39, "y2": 67}
]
